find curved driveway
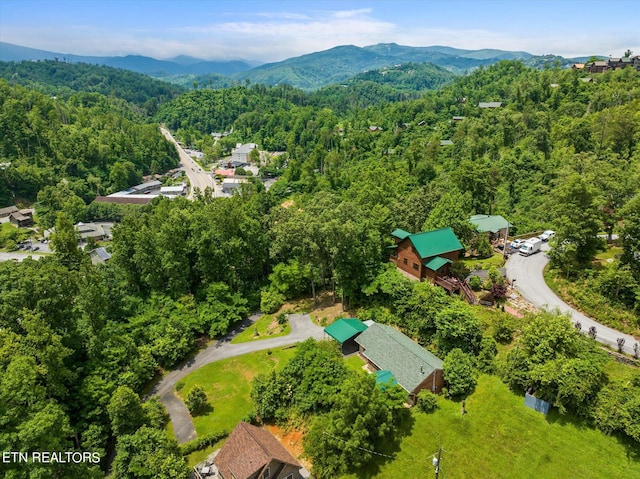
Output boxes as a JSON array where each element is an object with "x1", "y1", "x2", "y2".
[
  {"x1": 147, "y1": 313, "x2": 325, "y2": 444},
  {"x1": 506, "y1": 244, "x2": 638, "y2": 355}
]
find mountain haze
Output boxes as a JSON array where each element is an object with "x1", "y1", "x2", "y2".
[{"x1": 1, "y1": 41, "x2": 592, "y2": 91}]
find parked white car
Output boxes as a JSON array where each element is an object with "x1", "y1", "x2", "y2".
[
  {"x1": 510, "y1": 239, "x2": 525, "y2": 249},
  {"x1": 538, "y1": 230, "x2": 555, "y2": 242}
]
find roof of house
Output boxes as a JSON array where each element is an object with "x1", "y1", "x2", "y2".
[
  {"x1": 324, "y1": 318, "x2": 368, "y2": 344},
  {"x1": 95, "y1": 195, "x2": 153, "y2": 205},
  {"x1": 479, "y1": 101, "x2": 502, "y2": 108},
  {"x1": 440, "y1": 140, "x2": 454, "y2": 146},
  {"x1": 391, "y1": 228, "x2": 412, "y2": 240},
  {"x1": 90, "y1": 247, "x2": 112, "y2": 264},
  {"x1": 131, "y1": 180, "x2": 162, "y2": 191},
  {"x1": 215, "y1": 422, "x2": 300, "y2": 479},
  {"x1": 215, "y1": 169, "x2": 236, "y2": 176},
  {"x1": 375, "y1": 369, "x2": 398, "y2": 389},
  {"x1": 355, "y1": 323, "x2": 443, "y2": 394},
  {"x1": 423, "y1": 256, "x2": 452, "y2": 271},
  {"x1": 404, "y1": 227, "x2": 464, "y2": 260},
  {"x1": 469, "y1": 214, "x2": 512, "y2": 233},
  {"x1": 233, "y1": 143, "x2": 258, "y2": 154},
  {"x1": 0, "y1": 205, "x2": 19, "y2": 216}
]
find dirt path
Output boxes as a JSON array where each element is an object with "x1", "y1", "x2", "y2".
[{"x1": 147, "y1": 313, "x2": 324, "y2": 444}]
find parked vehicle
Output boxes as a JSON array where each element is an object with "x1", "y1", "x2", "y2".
[
  {"x1": 538, "y1": 230, "x2": 555, "y2": 242},
  {"x1": 510, "y1": 239, "x2": 525, "y2": 250},
  {"x1": 519, "y1": 237, "x2": 542, "y2": 256}
]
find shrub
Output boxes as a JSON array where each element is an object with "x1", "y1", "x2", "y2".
[
  {"x1": 185, "y1": 385, "x2": 208, "y2": 415},
  {"x1": 277, "y1": 312, "x2": 287, "y2": 325},
  {"x1": 416, "y1": 390, "x2": 439, "y2": 413},
  {"x1": 443, "y1": 349, "x2": 477, "y2": 398},
  {"x1": 260, "y1": 289, "x2": 285, "y2": 314},
  {"x1": 493, "y1": 316, "x2": 514, "y2": 344},
  {"x1": 469, "y1": 275, "x2": 482, "y2": 291},
  {"x1": 179, "y1": 430, "x2": 229, "y2": 455}
]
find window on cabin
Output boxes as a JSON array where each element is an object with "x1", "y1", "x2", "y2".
[
  {"x1": 262, "y1": 467, "x2": 270, "y2": 479},
  {"x1": 403, "y1": 258, "x2": 408, "y2": 265},
  {"x1": 413, "y1": 263, "x2": 419, "y2": 270}
]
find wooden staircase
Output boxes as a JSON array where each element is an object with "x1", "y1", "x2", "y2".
[{"x1": 459, "y1": 280, "x2": 478, "y2": 304}]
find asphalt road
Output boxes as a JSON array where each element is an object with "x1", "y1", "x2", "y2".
[
  {"x1": 147, "y1": 313, "x2": 325, "y2": 444},
  {"x1": 160, "y1": 127, "x2": 214, "y2": 199},
  {"x1": 505, "y1": 243, "x2": 638, "y2": 355}
]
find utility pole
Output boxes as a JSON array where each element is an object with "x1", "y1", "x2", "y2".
[{"x1": 433, "y1": 447, "x2": 442, "y2": 479}]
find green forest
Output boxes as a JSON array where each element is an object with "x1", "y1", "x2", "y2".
[{"x1": 0, "y1": 58, "x2": 639, "y2": 478}]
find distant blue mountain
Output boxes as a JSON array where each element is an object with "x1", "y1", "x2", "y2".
[{"x1": 0, "y1": 42, "x2": 253, "y2": 76}]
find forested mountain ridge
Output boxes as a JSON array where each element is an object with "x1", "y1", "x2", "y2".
[
  {"x1": 2, "y1": 41, "x2": 591, "y2": 91},
  {"x1": 0, "y1": 79, "x2": 178, "y2": 225},
  {"x1": 0, "y1": 60, "x2": 185, "y2": 114}
]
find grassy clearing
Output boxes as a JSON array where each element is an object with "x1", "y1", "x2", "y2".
[
  {"x1": 176, "y1": 346, "x2": 298, "y2": 437},
  {"x1": 461, "y1": 252, "x2": 506, "y2": 271},
  {"x1": 544, "y1": 268, "x2": 640, "y2": 337},
  {"x1": 341, "y1": 375, "x2": 640, "y2": 479},
  {"x1": 344, "y1": 354, "x2": 366, "y2": 373},
  {"x1": 230, "y1": 314, "x2": 290, "y2": 344},
  {"x1": 595, "y1": 245, "x2": 623, "y2": 263}
]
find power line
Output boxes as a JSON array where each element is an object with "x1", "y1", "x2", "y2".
[{"x1": 321, "y1": 430, "x2": 441, "y2": 465}]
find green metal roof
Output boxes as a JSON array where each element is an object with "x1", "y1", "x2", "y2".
[
  {"x1": 391, "y1": 228, "x2": 412, "y2": 240},
  {"x1": 423, "y1": 256, "x2": 452, "y2": 271},
  {"x1": 324, "y1": 318, "x2": 368, "y2": 344},
  {"x1": 469, "y1": 214, "x2": 511, "y2": 234},
  {"x1": 407, "y1": 227, "x2": 463, "y2": 260},
  {"x1": 355, "y1": 323, "x2": 443, "y2": 394},
  {"x1": 375, "y1": 370, "x2": 398, "y2": 390}
]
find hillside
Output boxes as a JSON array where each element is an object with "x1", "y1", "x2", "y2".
[
  {"x1": 0, "y1": 60, "x2": 185, "y2": 112},
  {"x1": 1, "y1": 41, "x2": 590, "y2": 92}
]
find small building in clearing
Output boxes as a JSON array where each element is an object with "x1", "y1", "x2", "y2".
[
  {"x1": 469, "y1": 214, "x2": 511, "y2": 241},
  {"x1": 355, "y1": 323, "x2": 444, "y2": 403},
  {"x1": 324, "y1": 318, "x2": 368, "y2": 355}
]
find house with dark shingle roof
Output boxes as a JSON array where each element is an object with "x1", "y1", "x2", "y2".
[
  {"x1": 355, "y1": 323, "x2": 444, "y2": 403},
  {"x1": 324, "y1": 318, "x2": 368, "y2": 354},
  {"x1": 389, "y1": 227, "x2": 464, "y2": 281},
  {"x1": 214, "y1": 422, "x2": 304, "y2": 479}
]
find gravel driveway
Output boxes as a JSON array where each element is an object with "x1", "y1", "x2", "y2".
[
  {"x1": 505, "y1": 244, "x2": 638, "y2": 355},
  {"x1": 147, "y1": 313, "x2": 325, "y2": 444}
]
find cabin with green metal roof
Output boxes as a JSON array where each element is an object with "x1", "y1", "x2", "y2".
[
  {"x1": 355, "y1": 323, "x2": 444, "y2": 403},
  {"x1": 390, "y1": 227, "x2": 464, "y2": 281}
]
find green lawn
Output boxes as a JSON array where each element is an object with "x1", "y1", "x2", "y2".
[
  {"x1": 230, "y1": 314, "x2": 290, "y2": 344},
  {"x1": 344, "y1": 354, "x2": 366, "y2": 373},
  {"x1": 341, "y1": 374, "x2": 640, "y2": 479},
  {"x1": 175, "y1": 346, "x2": 298, "y2": 437},
  {"x1": 461, "y1": 252, "x2": 506, "y2": 271}
]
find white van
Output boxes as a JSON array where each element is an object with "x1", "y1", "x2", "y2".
[{"x1": 519, "y1": 237, "x2": 542, "y2": 256}]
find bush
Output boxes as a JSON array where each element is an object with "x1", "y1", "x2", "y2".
[
  {"x1": 416, "y1": 390, "x2": 439, "y2": 413},
  {"x1": 469, "y1": 275, "x2": 482, "y2": 291},
  {"x1": 443, "y1": 349, "x2": 477, "y2": 398},
  {"x1": 260, "y1": 289, "x2": 285, "y2": 314},
  {"x1": 277, "y1": 312, "x2": 287, "y2": 325},
  {"x1": 185, "y1": 385, "x2": 208, "y2": 415},
  {"x1": 179, "y1": 430, "x2": 229, "y2": 455},
  {"x1": 493, "y1": 316, "x2": 514, "y2": 343}
]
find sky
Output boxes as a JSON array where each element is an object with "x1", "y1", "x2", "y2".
[{"x1": 1, "y1": 0, "x2": 638, "y2": 63}]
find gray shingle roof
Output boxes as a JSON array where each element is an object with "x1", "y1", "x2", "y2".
[{"x1": 355, "y1": 323, "x2": 443, "y2": 393}]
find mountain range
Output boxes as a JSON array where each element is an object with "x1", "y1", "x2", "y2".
[{"x1": 0, "y1": 41, "x2": 590, "y2": 91}]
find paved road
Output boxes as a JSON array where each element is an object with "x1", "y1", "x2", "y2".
[
  {"x1": 505, "y1": 244, "x2": 638, "y2": 355},
  {"x1": 0, "y1": 251, "x2": 44, "y2": 261},
  {"x1": 160, "y1": 127, "x2": 214, "y2": 199},
  {"x1": 147, "y1": 313, "x2": 325, "y2": 444}
]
